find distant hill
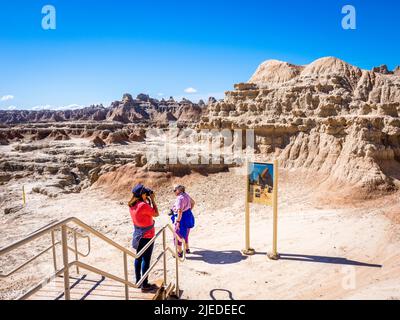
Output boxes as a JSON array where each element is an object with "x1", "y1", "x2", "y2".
[{"x1": 0, "y1": 93, "x2": 207, "y2": 125}]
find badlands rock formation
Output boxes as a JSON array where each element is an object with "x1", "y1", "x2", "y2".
[
  {"x1": 1, "y1": 57, "x2": 399, "y2": 197},
  {"x1": 0, "y1": 93, "x2": 205, "y2": 125},
  {"x1": 201, "y1": 57, "x2": 400, "y2": 191},
  {"x1": 0, "y1": 88, "x2": 219, "y2": 206}
]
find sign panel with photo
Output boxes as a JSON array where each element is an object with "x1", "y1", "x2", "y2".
[
  {"x1": 243, "y1": 159, "x2": 279, "y2": 258},
  {"x1": 248, "y1": 162, "x2": 274, "y2": 206}
]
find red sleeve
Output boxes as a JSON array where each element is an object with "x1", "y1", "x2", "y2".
[{"x1": 138, "y1": 202, "x2": 156, "y2": 217}]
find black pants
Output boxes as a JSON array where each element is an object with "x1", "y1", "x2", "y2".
[{"x1": 134, "y1": 238, "x2": 154, "y2": 287}]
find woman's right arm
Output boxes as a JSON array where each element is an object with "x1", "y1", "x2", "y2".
[
  {"x1": 190, "y1": 196, "x2": 195, "y2": 210},
  {"x1": 150, "y1": 194, "x2": 159, "y2": 217}
]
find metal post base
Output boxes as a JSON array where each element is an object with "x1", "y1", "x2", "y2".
[
  {"x1": 267, "y1": 252, "x2": 280, "y2": 260},
  {"x1": 242, "y1": 248, "x2": 256, "y2": 256}
]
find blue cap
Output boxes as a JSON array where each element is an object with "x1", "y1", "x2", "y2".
[{"x1": 131, "y1": 184, "x2": 145, "y2": 198}]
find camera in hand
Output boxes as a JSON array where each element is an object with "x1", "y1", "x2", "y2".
[
  {"x1": 143, "y1": 187, "x2": 154, "y2": 196},
  {"x1": 131, "y1": 184, "x2": 154, "y2": 198}
]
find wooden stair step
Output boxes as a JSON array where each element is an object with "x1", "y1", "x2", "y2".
[{"x1": 26, "y1": 274, "x2": 163, "y2": 300}]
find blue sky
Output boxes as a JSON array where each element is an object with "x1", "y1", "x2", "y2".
[{"x1": 0, "y1": 0, "x2": 399, "y2": 110}]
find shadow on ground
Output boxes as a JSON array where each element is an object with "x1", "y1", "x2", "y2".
[
  {"x1": 210, "y1": 289, "x2": 235, "y2": 300},
  {"x1": 186, "y1": 249, "x2": 247, "y2": 265},
  {"x1": 274, "y1": 253, "x2": 382, "y2": 268}
]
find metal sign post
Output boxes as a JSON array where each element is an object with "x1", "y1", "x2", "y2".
[
  {"x1": 267, "y1": 159, "x2": 280, "y2": 260},
  {"x1": 242, "y1": 160, "x2": 255, "y2": 255},
  {"x1": 242, "y1": 160, "x2": 280, "y2": 259}
]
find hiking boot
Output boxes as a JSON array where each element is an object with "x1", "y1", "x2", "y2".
[
  {"x1": 172, "y1": 251, "x2": 184, "y2": 259},
  {"x1": 141, "y1": 283, "x2": 159, "y2": 293}
]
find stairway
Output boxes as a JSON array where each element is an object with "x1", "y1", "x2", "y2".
[
  {"x1": 1, "y1": 217, "x2": 185, "y2": 300},
  {"x1": 27, "y1": 273, "x2": 165, "y2": 300}
]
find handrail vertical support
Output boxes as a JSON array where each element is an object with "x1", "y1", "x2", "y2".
[
  {"x1": 51, "y1": 230, "x2": 57, "y2": 272},
  {"x1": 61, "y1": 225, "x2": 71, "y2": 300},
  {"x1": 174, "y1": 233, "x2": 179, "y2": 297},
  {"x1": 73, "y1": 231, "x2": 80, "y2": 274},
  {"x1": 22, "y1": 185, "x2": 26, "y2": 207},
  {"x1": 1, "y1": 218, "x2": 184, "y2": 300},
  {"x1": 123, "y1": 252, "x2": 129, "y2": 300},
  {"x1": 162, "y1": 228, "x2": 167, "y2": 289}
]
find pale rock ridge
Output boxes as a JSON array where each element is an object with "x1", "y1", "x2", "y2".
[
  {"x1": 201, "y1": 56, "x2": 400, "y2": 191},
  {"x1": 300, "y1": 57, "x2": 362, "y2": 79},
  {"x1": 249, "y1": 59, "x2": 304, "y2": 85}
]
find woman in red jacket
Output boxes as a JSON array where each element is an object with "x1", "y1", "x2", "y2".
[{"x1": 128, "y1": 184, "x2": 159, "y2": 292}]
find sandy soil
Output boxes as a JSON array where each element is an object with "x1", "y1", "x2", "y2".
[{"x1": 1, "y1": 167, "x2": 399, "y2": 300}]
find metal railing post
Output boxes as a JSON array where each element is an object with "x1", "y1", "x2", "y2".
[
  {"x1": 123, "y1": 252, "x2": 129, "y2": 300},
  {"x1": 162, "y1": 228, "x2": 167, "y2": 289},
  {"x1": 73, "y1": 231, "x2": 79, "y2": 274},
  {"x1": 22, "y1": 185, "x2": 26, "y2": 206},
  {"x1": 51, "y1": 230, "x2": 57, "y2": 272},
  {"x1": 61, "y1": 225, "x2": 71, "y2": 300},
  {"x1": 174, "y1": 232, "x2": 179, "y2": 297},
  {"x1": 1, "y1": 217, "x2": 185, "y2": 300}
]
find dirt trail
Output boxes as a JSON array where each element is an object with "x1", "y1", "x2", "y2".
[{"x1": 1, "y1": 169, "x2": 399, "y2": 300}]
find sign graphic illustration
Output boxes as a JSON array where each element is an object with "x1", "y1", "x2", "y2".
[{"x1": 248, "y1": 162, "x2": 274, "y2": 206}]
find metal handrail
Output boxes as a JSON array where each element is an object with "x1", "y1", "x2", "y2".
[
  {"x1": 0, "y1": 242, "x2": 60, "y2": 278},
  {"x1": 65, "y1": 226, "x2": 91, "y2": 257},
  {"x1": 0, "y1": 226, "x2": 90, "y2": 278},
  {"x1": 0, "y1": 217, "x2": 186, "y2": 300},
  {"x1": 0, "y1": 242, "x2": 90, "y2": 279},
  {"x1": 0, "y1": 218, "x2": 87, "y2": 256}
]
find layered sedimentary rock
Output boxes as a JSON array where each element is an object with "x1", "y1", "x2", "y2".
[
  {"x1": 0, "y1": 93, "x2": 206, "y2": 126},
  {"x1": 1, "y1": 57, "x2": 399, "y2": 193},
  {"x1": 0, "y1": 121, "x2": 147, "y2": 196},
  {"x1": 201, "y1": 57, "x2": 400, "y2": 190}
]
